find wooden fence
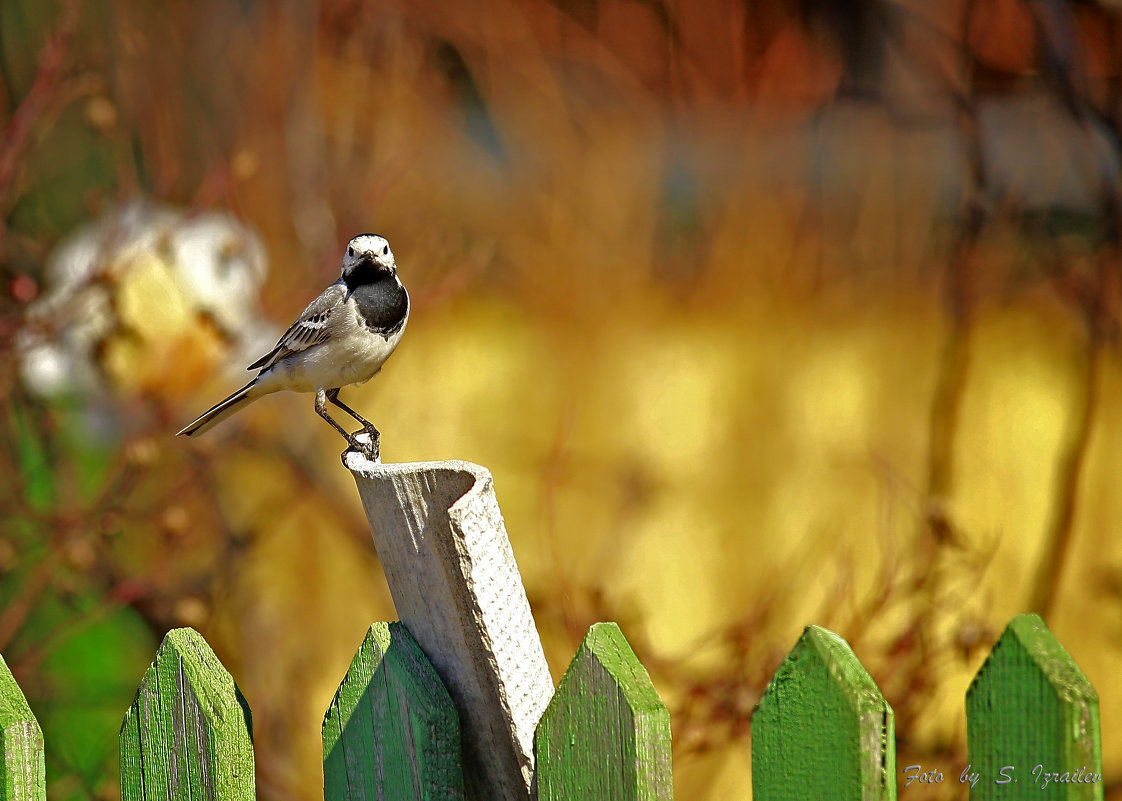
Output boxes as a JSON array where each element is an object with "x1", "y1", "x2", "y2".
[{"x1": 0, "y1": 453, "x2": 1105, "y2": 801}]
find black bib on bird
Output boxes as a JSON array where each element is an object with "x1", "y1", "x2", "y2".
[{"x1": 346, "y1": 266, "x2": 408, "y2": 338}]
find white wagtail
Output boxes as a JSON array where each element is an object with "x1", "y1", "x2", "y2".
[{"x1": 177, "y1": 234, "x2": 409, "y2": 457}]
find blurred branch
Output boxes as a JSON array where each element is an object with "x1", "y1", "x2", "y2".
[
  {"x1": 0, "y1": 0, "x2": 85, "y2": 252},
  {"x1": 7, "y1": 586, "x2": 122, "y2": 678},
  {"x1": 913, "y1": 0, "x2": 986, "y2": 696},
  {"x1": 1029, "y1": 307, "x2": 1105, "y2": 617},
  {"x1": 1021, "y1": 0, "x2": 1122, "y2": 619},
  {"x1": 0, "y1": 549, "x2": 62, "y2": 652}
]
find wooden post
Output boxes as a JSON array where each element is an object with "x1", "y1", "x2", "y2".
[
  {"x1": 323, "y1": 621, "x2": 464, "y2": 800},
  {"x1": 535, "y1": 622, "x2": 673, "y2": 801},
  {"x1": 120, "y1": 628, "x2": 255, "y2": 801},
  {"x1": 966, "y1": 613, "x2": 1102, "y2": 800},
  {"x1": 344, "y1": 449, "x2": 554, "y2": 801},
  {"x1": 0, "y1": 653, "x2": 45, "y2": 801},
  {"x1": 752, "y1": 625, "x2": 896, "y2": 801}
]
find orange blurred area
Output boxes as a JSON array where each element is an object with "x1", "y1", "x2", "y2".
[{"x1": 2, "y1": 1, "x2": 1122, "y2": 800}]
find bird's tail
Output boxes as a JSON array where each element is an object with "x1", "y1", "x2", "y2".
[{"x1": 177, "y1": 380, "x2": 260, "y2": 437}]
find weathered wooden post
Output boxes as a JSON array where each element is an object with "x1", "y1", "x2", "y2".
[
  {"x1": 966, "y1": 613, "x2": 1102, "y2": 801},
  {"x1": 752, "y1": 625, "x2": 896, "y2": 801},
  {"x1": 344, "y1": 443, "x2": 554, "y2": 801},
  {"x1": 120, "y1": 627, "x2": 255, "y2": 801},
  {"x1": 323, "y1": 622, "x2": 465, "y2": 800},
  {"x1": 535, "y1": 622, "x2": 673, "y2": 800}
]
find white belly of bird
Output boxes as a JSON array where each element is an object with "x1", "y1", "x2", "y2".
[{"x1": 254, "y1": 324, "x2": 405, "y2": 395}]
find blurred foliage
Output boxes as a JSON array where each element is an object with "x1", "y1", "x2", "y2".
[{"x1": 2, "y1": 0, "x2": 1122, "y2": 800}]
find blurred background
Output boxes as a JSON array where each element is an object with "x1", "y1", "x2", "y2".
[{"x1": 2, "y1": 0, "x2": 1121, "y2": 798}]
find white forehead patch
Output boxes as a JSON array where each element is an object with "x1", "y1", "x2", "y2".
[{"x1": 349, "y1": 234, "x2": 391, "y2": 256}]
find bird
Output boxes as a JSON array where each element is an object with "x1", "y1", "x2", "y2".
[{"x1": 177, "y1": 233, "x2": 409, "y2": 458}]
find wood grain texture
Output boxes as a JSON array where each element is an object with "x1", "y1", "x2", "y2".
[
  {"x1": 966, "y1": 613, "x2": 1102, "y2": 801},
  {"x1": 119, "y1": 628, "x2": 254, "y2": 801},
  {"x1": 344, "y1": 453, "x2": 554, "y2": 801},
  {"x1": 534, "y1": 622, "x2": 673, "y2": 801},
  {"x1": 0, "y1": 653, "x2": 45, "y2": 801},
  {"x1": 323, "y1": 621, "x2": 464, "y2": 800},
  {"x1": 751, "y1": 625, "x2": 896, "y2": 801}
]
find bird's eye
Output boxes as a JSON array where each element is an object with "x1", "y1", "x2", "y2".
[
  {"x1": 347, "y1": 246, "x2": 355, "y2": 257},
  {"x1": 382, "y1": 246, "x2": 389, "y2": 256}
]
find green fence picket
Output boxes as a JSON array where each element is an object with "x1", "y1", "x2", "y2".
[
  {"x1": 119, "y1": 628, "x2": 254, "y2": 801},
  {"x1": 535, "y1": 622, "x2": 673, "y2": 801},
  {"x1": 0, "y1": 609, "x2": 1107, "y2": 800},
  {"x1": 752, "y1": 625, "x2": 896, "y2": 801},
  {"x1": 966, "y1": 613, "x2": 1102, "y2": 800},
  {"x1": 322, "y1": 622, "x2": 464, "y2": 801},
  {"x1": 0, "y1": 653, "x2": 45, "y2": 801}
]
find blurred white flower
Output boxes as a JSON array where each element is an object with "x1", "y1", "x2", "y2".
[{"x1": 18, "y1": 202, "x2": 276, "y2": 399}]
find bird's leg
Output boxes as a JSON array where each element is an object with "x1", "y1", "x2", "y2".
[
  {"x1": 326, "y1": 388, "x2": 380, "y2": 442},
  {"x1": 315, "y1": 388, "x2": 375, "y2": 458},
  {"x1": 314, "y1": 388, "x2": 365, "y2": 446},
  {"x1": 314, "y1": 388, "x2": 351, "y2": 440}
]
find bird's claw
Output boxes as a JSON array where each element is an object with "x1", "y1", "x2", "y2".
[{"x1": 346, "y1": 428, "x2": 380, "y2": 462}]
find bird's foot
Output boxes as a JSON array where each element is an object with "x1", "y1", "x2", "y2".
[{"x1": 346, "y1": 428, "x2": 380, "y2": 463}]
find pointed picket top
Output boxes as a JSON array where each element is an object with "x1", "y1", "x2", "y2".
[
  {"x1": 752, "y1": 625, "x2": 896, "y2": 801},
  {"x1": 0, "y1": 653, "x2": 45, "y2": 801},
  {"x1": 534, "y1": 622, "x2": 673, "y2": 801},
  {"x1": 323, "y1": 622, "x2": 464, "y2": 800},
  {"x1": 120, "y1": 628, "x2": 254, "y2": 801},
  {"x1": 966, "y1": 613, "x2": 1102, "y2": 800}
]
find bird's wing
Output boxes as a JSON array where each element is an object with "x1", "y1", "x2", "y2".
[{"x1": 247, "y1": 282, "x2": 345, "y2": 371}]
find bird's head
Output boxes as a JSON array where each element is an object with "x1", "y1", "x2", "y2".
[{"x1": 341, "y1": 234, "x2": 396, "y2": 287}]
